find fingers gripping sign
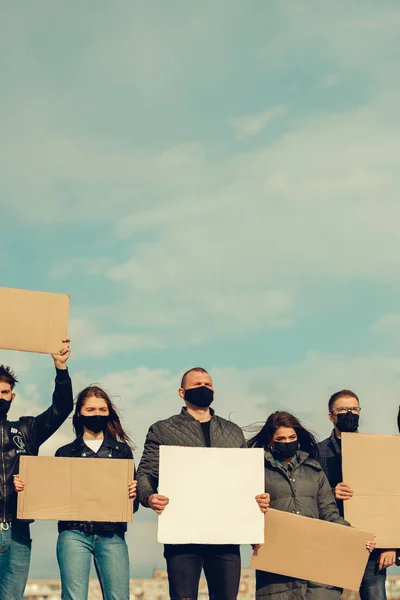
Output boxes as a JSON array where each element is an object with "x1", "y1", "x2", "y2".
[
  {"x1": 52, "y1": 339, "x2": 71, "y2": 369},
  {"x1": 149, "y1": 494, "x2": 169, "y2": 515},
  {"x1": 255, "y1": 493, "x2": 270, "y2": 513},
  {"x1": 334, "y1": 482, "x2": 354, "y2": 501}
]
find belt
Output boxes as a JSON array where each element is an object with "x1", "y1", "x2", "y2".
[{"x1": 58, "y1": 521, "x2": 124, "y2": 534}]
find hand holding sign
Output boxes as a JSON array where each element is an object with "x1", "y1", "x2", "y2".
[{"x1": 52, "y1": 339, "x2": 71, "y2": 369}]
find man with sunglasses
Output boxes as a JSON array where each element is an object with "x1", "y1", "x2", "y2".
[{"x1": 318, "y1": 390, "x2": 394, "y2": 600}]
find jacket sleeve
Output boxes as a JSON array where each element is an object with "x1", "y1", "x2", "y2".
[
  {"x1": 29, "y1": 368, "x2": 74, "y2": 448},
  {"x1": 317, "y1": 471, "x2": 351, "y2": 526},
  {"x1": 137, "y1": 425, "x2": 162, "y2": 507}
]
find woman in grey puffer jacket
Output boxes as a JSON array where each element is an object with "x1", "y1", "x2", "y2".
[{"x1": 248, "y1": 411, "x2": 372, "y2": 600}]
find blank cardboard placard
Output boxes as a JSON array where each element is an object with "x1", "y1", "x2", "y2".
[
  {"x1": 17, "y1": 456, "x2": 134, "y2": 522},
  {"x1": 157, "y1": 446, "x2": 265, "y2": 544},
  {"x1": 342, "y1": 432, "x2": 400, "y2": 547},
  {"x1": 0, "y1": 286, "x2": 70, "y2": 354},
  {"x1": 251, "y1": 509, "x2": 372, "y2": 591}
]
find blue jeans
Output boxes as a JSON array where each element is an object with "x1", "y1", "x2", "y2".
[
  {"x1": 57, "y1": 529, "x2": 130, "y2": 600},
  {"x1": 359, "y1": 551, "x2": 387, "y2": 600},
  {"x1": 0, "y1": 521, "x2": 31, "y2": 600}
]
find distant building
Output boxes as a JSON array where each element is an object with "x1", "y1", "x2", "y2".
[{"x1": 23, "y1": 573, "x2": 400, "y2": 600}]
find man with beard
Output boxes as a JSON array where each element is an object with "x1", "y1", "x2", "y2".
[
  {"x1": 137, "y1": 366, "x2": 269, "y2": 600},
  {"x1": 318, "y1": 390, "x2": 395, "y2": 600}
]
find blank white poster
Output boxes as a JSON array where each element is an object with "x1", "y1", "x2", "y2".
[{"x1": 158, "y1": 446, "x2": 265, "y2": 544}]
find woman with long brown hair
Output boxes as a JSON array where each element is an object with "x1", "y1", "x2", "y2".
[
  {"x1": 15, "y1": 385, "x2": 138, "y2": 600},
  {"x1": 249, "y1": 411, "x2": 375, "y2": 600}
]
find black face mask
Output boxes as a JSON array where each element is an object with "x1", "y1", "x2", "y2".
[
  {"x1": 336, "y1": 412, "x2": 359, "y2": 433},
  {"x1": 184, "y1": 386, "x2": 214, "y2": 408},
  {"x1": 0, "y1": 399, "x2": 11, "y2": 418},
  {"x1": 271, "y1": 440, "x2": 299, "y2": 460},
  {"x1": 78, "y1": 415, "x2": 110, "y2": 434}
]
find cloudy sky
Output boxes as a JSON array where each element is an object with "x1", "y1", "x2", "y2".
[{"x1": 1, "y1": 0, "x2": 400, "y2": 580}]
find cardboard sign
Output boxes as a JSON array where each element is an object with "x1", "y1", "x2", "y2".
[
  {"x1": 0, "y1": 287, "x2": 69, "y2": 354},
  {"x1": 17, "y1": 456, "x2": 134, "y2": 522},
  {"x1": 342, "y1": 432, "x2": 400, "y2": 547},
  {"x1": 250, "y1": 509, "x2": 372, "y2": 591},
  {"x1": 157, "y1": 446, "x2": 265, "y2": 544}
]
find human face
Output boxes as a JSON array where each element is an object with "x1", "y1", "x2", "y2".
[
  {"x1": 80, "y1": 395, "x2": 110, "y2": 417},
  {"x1": 329, "y1": 395, "x2": 360, "y2": 427},
  {"x1": 0, "y1": 381, "x2": 15, "y2": 403},
  {"x1": 272, "y1": 427, "x2": 298, "y2": 444},
  {"x1": 178, "y1": 371, "x2": 214, "y2": 399}
]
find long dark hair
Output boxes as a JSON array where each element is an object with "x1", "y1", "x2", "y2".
[
  {"x1": 73, "y1": 386, "x2": 134, "y2": 447},
  {"x1": 247, "y1": 411, "x2": 319, "y2": 460}
]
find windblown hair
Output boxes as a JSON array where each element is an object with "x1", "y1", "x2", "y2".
[
  {"x1": 247, "y1": 410, "x2": 319, "y2": 460},
  {"x1": 0, "y1": 365, "x2": 18, "y2": 389},
  {"x1": 180, "y1": 367, "x2": 209, "y2": 388},
  {"x1": 328, "y1": 389, "x2": 359, "y2": 413},
  {"x1": 72, "y1": 385, "x2": 134, "y2": 447}
]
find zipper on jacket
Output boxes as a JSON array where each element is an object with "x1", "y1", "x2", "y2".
[{"x1": 1, "y1": 422, "x2": 6, "y2": 522}]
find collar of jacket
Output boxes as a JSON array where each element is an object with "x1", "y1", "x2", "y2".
[
  {"x1": 329, "y1": 429, "x2": 342, "y2": 456},
  {"x1": 69, "y1": 433, "x2": 122, "y2": 452},
  {"x1": 264, "y1": 449, "x2": 322, "y2": 471},
  {"x1": 179, "y1": 407, "x2": 215, "y2": 421}
]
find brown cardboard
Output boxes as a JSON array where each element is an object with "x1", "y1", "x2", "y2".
[
  {"x1": 342, "y1": 432, "x2": 400, "y2": 547},
  {"x1": 0, "y1": 286, "x2": 70, "y2": 354},
  {"x1": 250, "y1": 509, "x2": 372, "y2": 591},
  {"x1": 17, "y1": 456, "x2": 134, "y2": 522}
]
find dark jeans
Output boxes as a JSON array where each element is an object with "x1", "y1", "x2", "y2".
[
  {"x1": 359, "y1": 551, "x2": 387, "y2": 600},
  {"x1": 0, "y1": 521, "x2": 31, "y2": 600},
  {"x1": 164, "y1": 544, "x2": 241, "y2": 600}
]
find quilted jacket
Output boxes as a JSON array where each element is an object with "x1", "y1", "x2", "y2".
[{"x1": 137, "y1": 407, "x2": 246, "y2": 506}]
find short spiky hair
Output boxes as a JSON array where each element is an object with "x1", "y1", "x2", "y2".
[
  {"x1": 328, "y1": 389, "x2": 359, "y2": 413},
  {"x1": 0, "y1": 365, "x2": 19, "y2": 389},
  {"x1": 180, "y1": 367, "x2": 209, "y2": 388}
]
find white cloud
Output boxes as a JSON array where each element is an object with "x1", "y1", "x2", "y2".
[
  {"x1": 372, "y1": 313, "x2": 400, "y2": 334},
  {"x1": 322, "y1": 74, "x2": 340, "y2": 87},
  {"x1": 229, "y1": 106, "x2": 285, "y2": 140},
  {"x1": 68, "y1": 318, "x2": 165, "y2": 357}
]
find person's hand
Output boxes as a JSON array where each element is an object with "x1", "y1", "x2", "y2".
[
  {"x1": 52, "y1": 339, "x2": 71, "y2": 369},
  {"x1": 366, "y1": 539, "x2": 376, "y2": 553},
  {"x1": 148, "y1": 494, "x2": 169, "y2": 515},
  {"x1": 13, "y1": 475, "x2": 25, "y2": 492},
  {"x1": 251, "y1": 544, "x2": 262, "y2": 553},
  {"x1": 334, "y1": 482, "x2": 354, "y2": 501},
  {"x1": 255, "y1": 493, "x2": 270, "y2": 513},
  {"x1": 378, "y1": 550, "x2": 396, "y2": 570},
  {"x1": 128, "y1": 481, "x2": 137, "y2": 500}
]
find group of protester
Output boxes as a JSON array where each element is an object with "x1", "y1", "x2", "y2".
[{"x1": 0, "y1": 340, "x2": 396, "y2": 600}]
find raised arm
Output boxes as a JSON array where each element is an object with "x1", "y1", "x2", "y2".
[{"x1": 29, "y1": 340, "x2": 73, "y2": 447}]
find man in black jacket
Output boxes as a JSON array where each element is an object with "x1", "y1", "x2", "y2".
[
  {"x1": 0, "y1": 340, "x2": 73, "y2": 600},
  {"x1": 318, "y1": 389, "x2": 394, "y2": 600},
  {"x1": 137, "y1": 366, "x2": 269, "y2": 600}
]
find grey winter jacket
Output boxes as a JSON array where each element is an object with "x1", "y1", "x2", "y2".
[
  {"x1": 137, "y1": 407, "x2": 246, "y2": 506},
  {"x1": 264, "y1": 449, "x2": 350, "y2": 524},
  {"x1": 255, "y1": 451, "x2": 349, "y2": 599}
]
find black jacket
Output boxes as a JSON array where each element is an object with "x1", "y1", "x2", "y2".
[
  {"x1": 55, "y1": 433, "x2": 139, "y2": 532},
  {"x1": 137, "y1": 407, "x2": 246, "y2": 507},
  {"x1": 317, "y1": 430, "x2": 344, "y2": 516},
  {"x1": 0, "y1": 368, "x2": 73, "y2": 522}
]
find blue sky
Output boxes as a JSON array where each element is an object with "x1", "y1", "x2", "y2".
[{"x1": 1, "y1": 0, "x2": 400, "y2": 580}]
